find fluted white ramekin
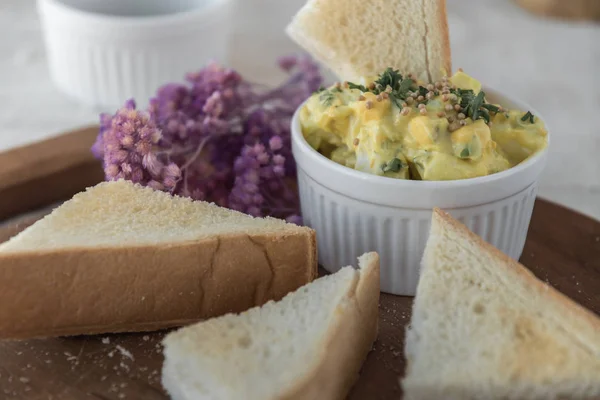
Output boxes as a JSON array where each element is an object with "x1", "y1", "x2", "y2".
[
  {"x1": 291, "y1": 88, "x2": 549, "y2": 295},
  {"x1": 37, "y1": 0, "x2": 233, "y2": 110}
]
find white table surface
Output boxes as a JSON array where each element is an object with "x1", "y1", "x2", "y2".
[{"x1": 1, "y1": 0, "x2": 599, "y2": 220}]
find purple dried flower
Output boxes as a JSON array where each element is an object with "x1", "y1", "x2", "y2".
[{"x1": 92, "y1": 54, "x2": 323, "y2": 223}]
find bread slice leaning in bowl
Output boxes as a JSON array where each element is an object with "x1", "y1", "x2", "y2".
[
  {"x1": 0, "y1": 180, "x2": 317, "y2": 339},
  {"x1": 402, "y1": 208, "x2": 600, "y2": 400},
  {"x1": 162, "y1": 252, "x2": 380, "y2": 400},
  {"x1": 286, "y1": 0, "x2": 451, "y2": 83}
]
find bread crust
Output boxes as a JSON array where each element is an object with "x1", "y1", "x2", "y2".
[
  {"x1": 281, "y1": 253, "x2": 380, "y2": 400},
  {"x1": 435, "y1": 0, "x2": 452, "y2": 76},
  {"x1": 432, "y1": 208, "x2": 600, "y2": 341},
  {"x1": 0, "y1": 231, "x2": 317, "y2": 339}
]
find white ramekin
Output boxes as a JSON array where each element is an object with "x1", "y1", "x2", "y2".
[
  {"x1": 291, "y1": 88, "x2": 549, "y2": 295},
  {"x1": 37, "y1": 0, "x2": 233, "y2": 110}
]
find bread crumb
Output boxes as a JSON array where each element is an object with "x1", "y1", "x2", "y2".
[
  {"x1": 116, "y1": 345, "x2": 134, "y2": 361},
  {"x1": 19, "y1": 377, "x2": 29, "y2": 383},
  {"x1": 118, "y1": 394, "x2": 126, "y2": 399},
  {"x1": 142, "y1": 335, "x2": 149, "y2": 341},
  {"x1": 101, "y1": 376, "x2": 107, "y2": 381},
  {"x1": 141, "y1": 296, "x2": 146, "y2": 301},
  {"x1": 102, "y1": 337, "x2": 111, "y2": 344}
]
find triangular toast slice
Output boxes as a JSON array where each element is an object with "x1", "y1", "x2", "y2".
[
  {"x1": 162, "y1": 253, "x2": 379, "y2": 400},
  {"x1": 0, "y1": 180, "x2": 317, "y2": 338},
  {"x1": 402, "y1": 209, "x2": 600, "y2": 400},
  {"x1": 286, "y1": 0, "x2": 451, "y2": 83}
]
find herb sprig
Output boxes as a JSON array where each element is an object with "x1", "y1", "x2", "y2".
[
  {"x1": 450, "y1": 88, "x2": 501, "y2": 124},
  {"x1": 347, "y1": 68, "x2": 420, "y2": 108},
  {"x1": 521, "y1": 111, "x2": 536, "y2": 123}
]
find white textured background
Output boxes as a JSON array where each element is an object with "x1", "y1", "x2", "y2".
[{"x1": 1, "y1": 0, "x2": 599, "y2": 219}]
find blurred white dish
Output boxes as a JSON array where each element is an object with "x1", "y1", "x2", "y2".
[
  {"x1": 291, "y1": 87, "x2": 549, "y2": 295},
  {"x1": 37, "y1": 0, "x2": 233, "y2": 110}
]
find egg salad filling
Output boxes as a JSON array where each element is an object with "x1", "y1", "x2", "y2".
[{"x1": 299, "y1": 68, "x2": 548, "y2": 181}]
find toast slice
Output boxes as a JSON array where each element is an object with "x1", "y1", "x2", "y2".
[
  {"x1": 162, "y1": 252, "x2": 380, "y2": 400},
  {"x1": 402, "y1": 209, "x2": 600, "y2": 400},
  {"x1": 286, "y1": 0, "x2": 451, "y2": 83},
  {"x1": 0, "y1": 180, "x2": 317, "y2": 339}
]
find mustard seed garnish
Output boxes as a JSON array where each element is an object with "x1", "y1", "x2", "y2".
[
  {"x1": 454, "y1": 104, "x2": 462, "y2": 111},
  {"x1": 365, "y1": 100, "x2": 373, "y2": 109},
  {"x1": 407, "y1": 73, "x2": 414, "y2": 79},
  {"x1": 426, "y1": 84, "x2": 434, "y2": 91},
  {"x1": 358, "y1": 95, "x2": 366, "y2": 101},
  {"x1": 457, "y1": 113, "x2": 466, "y2": 120},
  {"x1": 435, "y1": 82, "x2": 443, "y2": 89},
  {"x1": 368, "y1": 83, "x2": 376, "y2": 90},
  {"x1": 401, "y1": 107, "x2": 411, "y2": 116},
  {"x1": 447, "y1": 115, "x2": 455, "y2": 123},
  {"x1": 411, "y1": 92, "x2": 418, "y2": 99},
  {"x1": 353, "y1": 138, "x2": 360, "y2": 146},
  {"x1": 406, "y1": 97, "x2": 414, "y2": 104},
  {"x1": 382, "y1": 92, "x2": 389, "y2": 99},
  {"x1": 445, "y1": 104, "x2": 453, "y2": 111},
  {"x1": 335, "y1": 82, "x2": 342, "y2": 89},
  {"x1": 419, "y1": 108, "x2": 428, "y2": 115},
  {"x1": 458, "y1": 67, "x2": 464, "y2": 72},
  {"x1": 442, "y1": 94, "x2": 449, "y2": 102},
  {"x1": 437, "y1": 111, "x2": 445, "y2": 118},
  {"x1": 385, "y1": 85, "x2": 393, "y2": 93},
  {"x1": 417, "y1": 95, "x2": 425, "y2": 102},
  {"x1": 418, "y1": 103, "x2": 426, "y2": 109},
  {"x1": 448, "y1": 122, "x2": 460, "y2": 132},
  {"x1": 401, "y1": 101, "x2": 407, "y2": 108},
  {"x1": 426, "y1": 91, "x2": 435, "y2": 100},
  {"x1": 376, "y1": 94, "x2": 383, "y2": 102},
  {"x1": 460, "y1": 120, "x2": 467, "y2": 126},
  {"x1": 343, "y1": 81, "x2": 349, "y2": 88}
]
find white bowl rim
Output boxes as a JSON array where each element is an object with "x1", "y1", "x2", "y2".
[
  {"x1": 292, "y1": 86, "x2": 549, "y2": 189},
  {"x1": 37, "y1": 0, "x2": 232, "y2": 26}
]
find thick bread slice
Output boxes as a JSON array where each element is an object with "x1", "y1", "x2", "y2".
[
  {"x1": 286, "y1": 0, "x2": 451, "y2": 83},
  {"x1": 402, "y1": 209, "x2": 600, "y2": 400},
  {"x1": 162, "y1": 252, "x2": 380, "y2": 400},
  {"x1": 0, "y1": 180, "x2": 317, "y2": 339}
]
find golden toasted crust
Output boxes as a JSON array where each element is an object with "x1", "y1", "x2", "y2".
[
  {"x1": 432, "y1": 208, "x2": 600, "y2": 333},
  {"x1": 436, "y1": 0, "x2": 452, "y2": 75},
  {"x1": 0, "y1": 231, "x2": 317, "y2": 339},
  {"x1": 282, "y1": 253, "x2": 380, "y2": 400}
]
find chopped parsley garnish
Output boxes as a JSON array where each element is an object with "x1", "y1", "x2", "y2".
[
  {"x1": 347, "y1": 67, "x2": 423, "y2": 108},
  {"x1": 381, "y1": 157, "x2": 404, "y2": 173},
  {"x1": 319, "y1": 90, "x2": 335, "y2": 106},
  {"x1": 451, "y1": 88, "x2": 501, "y2": 124},
  {"x1": 521, "y1": 111, "x2": 535, "y2": 123}
]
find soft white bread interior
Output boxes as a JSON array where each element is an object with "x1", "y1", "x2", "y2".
[
  {"x1": 162, "y1": 252, "x2": 380, "y2": 400},
  {"x1": 286, "y1": 0, "x2": 451, "y2": 83},
  {"x1": 402, "y1": 209, "x2": 600, "y2": 400},
  {"x1": 0, "y1": 180, "x2": 317, "y2": 339}
]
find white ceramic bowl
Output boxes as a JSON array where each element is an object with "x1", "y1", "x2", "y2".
[
  {"x1": 37, "y1": 0, "x2": 233, "y2": 110},
  {"x1": 291, "y1": 88, "x2": 549, "y2": 295}
]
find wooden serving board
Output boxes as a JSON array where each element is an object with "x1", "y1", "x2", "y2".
[{"x1": 0, "y1": 128, "x2": 599, "y2": 400}]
